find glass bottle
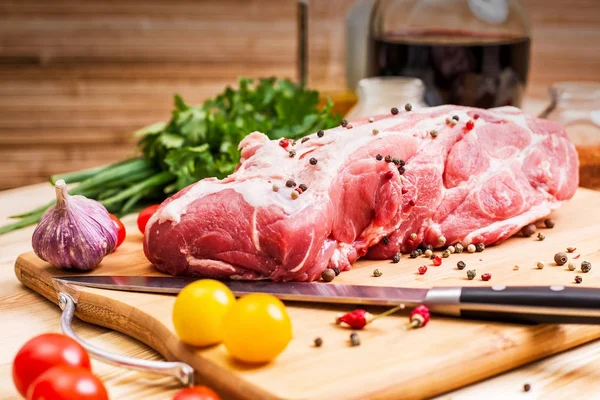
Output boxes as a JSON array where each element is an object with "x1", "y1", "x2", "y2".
[
  {"x1": 541, "y1": 82, "x2": 600, "y2": 190},
  {"x1": 368, "y1": 0, "x2": 531, "y2": 108},
  {"x1": 344, "y1": 76, "x2": 426, "y2": 120}
]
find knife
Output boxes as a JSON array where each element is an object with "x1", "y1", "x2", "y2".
[{"x1": 54, "y1": 275, "x2": 600, "y2": 324}]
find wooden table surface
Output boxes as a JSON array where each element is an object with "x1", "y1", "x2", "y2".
[{"x1": 2, "y1": 105, "x2": 600, "y2": 398}]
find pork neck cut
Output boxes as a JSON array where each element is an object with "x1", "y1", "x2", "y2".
[{"x1": 144, "y1": 105, "x2": 578, "y2": 281}]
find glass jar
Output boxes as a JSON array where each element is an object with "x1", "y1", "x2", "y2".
[
  {"x1": 368, "y1": 0, "x2": 531, "y2": 108},
  {"x1": 345, "y1": 76, "x2": 426, "y2": 120},
  {"x1": 541, "y1": 82, "x2": 600, "y2": 190}
]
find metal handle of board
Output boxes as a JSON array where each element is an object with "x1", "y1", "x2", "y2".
[{"x1": 58, "y1": 292, "x2": 194, "y2": 386}]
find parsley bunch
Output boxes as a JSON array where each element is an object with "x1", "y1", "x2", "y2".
[{"x1": 1, "y1": 77, "x2": 341, "y2": 234}]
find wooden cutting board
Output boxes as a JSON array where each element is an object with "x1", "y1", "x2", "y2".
[{"x1": 14, "y1": 188, "x2": 600, "y2": 400}]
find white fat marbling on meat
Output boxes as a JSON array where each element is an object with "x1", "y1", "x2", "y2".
[{"x1": 155, "y1": 105, "x2": 474, "y2": 224}]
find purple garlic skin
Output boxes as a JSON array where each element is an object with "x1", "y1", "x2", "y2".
[{"x1": 32, "y1": 180, "x2": 118, "y2": 270}]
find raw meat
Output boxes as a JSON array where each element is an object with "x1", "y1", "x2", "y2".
[{"x1": 144, "y1": 105, "x2": 578, "y2": 281}]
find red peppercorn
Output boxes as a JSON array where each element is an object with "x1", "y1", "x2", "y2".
[
  {"x1": 407, "y1": 305, "x2": 430, "y2": 329},
  {"x1": 473, "y1": 114, "x2": 480, "y2": 120},
  {"x1": 279, "y1": 138, "x2": 290, "y2": 148},
  {"x1": 481, "y1": 273, "x2": 492, "y2": 281},
  {"x1": 433, "y1": 256, "x2": 442, "y2": 266},
  {"x1": 384, "y1": 170, "x2": 394, "y2": 180},
  {"x1": 336, "y1": 309, "x2": 373, "y2": 329},
  {"x1": 401, "y1": 187, "x2": 408, "y2": 194},
  {"x1": 418, "y1": 265, "x2": 427, "y2": 275},
  {"x1": 408, "y1": 199, "x2": 416, "y2": 206},
  {"x1": 465, "y1": 120, "x2": 475, "y2": 131}
]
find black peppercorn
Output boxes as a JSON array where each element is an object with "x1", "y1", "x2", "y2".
[
  {"x1": 321, "y1": 269, "x2": 335, "y2": 282},
  {"x1": 299, "y1": 183, "x2": 308, "y2": 192},
  {"x1": 410, "y1": 250, "x2": 419, "y2": 258},
  {"x1": 341, "y1": 119, "x2": 348, "y2": 127},
  {"x1": 285, "y1": 179, "x2": 296, "y2": 187},
  {"x1": 391, "y1": 107, "x2": 399, "y2": 115},
  {"x1": 452, "y1": 115, "x2": 459, "y2": 121},
  {"x1": 314, "y1": 337, "x2": 323, "y2": 347},
  {"x1": 317, "y1": 130, "x2": 324, "y2": 138},
  {"x1": 392, "y1": 253, "x2": 400, "y2": 263},
  {"x1": 301, "y1": 137, "x2": 310, "y2": 143},
  {"x1": 289, "y1": 150, "x2": 296, "y2": 157},
  {"x1": 415, "y1": 248, "x2": 423, "y2": 256},
  {"x1": 457, "y1": 261, "x2": 466, "y2": 270},
  {"x1": 398, "y1": 166, "x2": 405, "y2": 175},
  {"x1": 333, "y1": 267, "x2": 341, "y2": 276},
  {"x1": 544, "y1": 218, "x2": 555, "y2": 228},
  {"x1": 376, "y1": 154, "x2": 383, "y2": 161},
  {"x1": 309, "y1": 157, "x2": 318, "y2": 165},
  {"x1": 405, "y1": 103, "x2": 412, "y2": 112},
  {"x1": 385, "y1": 155, "x2": 392, "y2": 163},
  {"x1": 424, "y1": 244, "x2": 433, "y2": 251},
  {"x1": 350, "y1": 332, "x2": 360, "y2": 346},
  {"x1": 382, "y1": 236, "x2": 390, "y2": 245},
  {"x1": 398, "y1": 159, "x2": 405, "y2": 167},
  {"x1": 475, "y1": 243, "x2": 485, "y2": 252},
  {"x1": 392, "y1": 158, "x2": 401, "y2": 165},
  {"x1": 581, "y1": 261, "x2": 592, "y2": 273},
  {"x1": 575, "y1": 275, "x2": 583, "y2": 284},
  {"x1": 523, "y1": 383, "x2": 531, "y2": 392}
]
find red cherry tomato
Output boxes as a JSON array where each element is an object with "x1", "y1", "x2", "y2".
[
  {"x1": 12, "y1": 333, "x2": 91, "y2": 397},
  {"x1": 137, "y1": 204, "x2": 160, "y2": 234},
  {"x1": 27, "y1": 365, "x2": 108, "y2": 400},
  {"x1": 109, "y1": 214, "x2": 126, "y2": 248},
  {"x1": 173, "y1": 386, "x2": 220, "y2": 400}
]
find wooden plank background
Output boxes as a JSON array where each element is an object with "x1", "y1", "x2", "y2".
[{"x1": 0, "y1": 0, "x2": 599, "y2": 190}]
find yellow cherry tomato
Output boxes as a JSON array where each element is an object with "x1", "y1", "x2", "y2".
[
  {"x1": 222, "y1": 293, "x2": 292, "y2": 364},
  {"x1": 172, "y1": 280, "x2": 235, "y2": 347}
]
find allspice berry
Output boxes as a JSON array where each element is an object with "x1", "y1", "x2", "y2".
[
  {"x1": 554, "y1": 252, "x2": 568, "y2": 266},
  {"x1": 321, "y1": 268, "x2": 336, "y2": 282},
  {"x1": 521, "y1": 224, "x2": 537, "y2": 237}
]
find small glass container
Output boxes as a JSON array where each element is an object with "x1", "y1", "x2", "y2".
[
  {"x1": 541, "y1": 82, "x2": 600, "y2": 190},
  {"x1": 345, "y1": 76, "x2": 426, "y2": 120}
]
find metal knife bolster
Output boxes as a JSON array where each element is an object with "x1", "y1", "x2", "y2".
[{"x1": 424, "y1": 286, "x2": 600, "y2": 324}]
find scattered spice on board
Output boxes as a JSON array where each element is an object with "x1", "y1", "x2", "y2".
[
  {"x1": 404, "y1": 103, "x2": 412, "y2": 112},
  {"x1": 424, "y1": 249, "x2": 433, "y2": 258},
  {"x1": 314, "y1": 337, "x2": 323, "y2": 347},
  {"x1": 279, "y1": 138, "x2": 290, "y2": 148},
  {"x1": 321, "y1": 269, "x2": 335, "y2": 282},
  {"x1": 372, "y1": 129, "x2": 379, "y2": 135},
  {"x1": 337, "y1": 310, "x2": 373, "y2": 329},
  {"x1": 566, "y1": 246, "x2": 576, "y2": 253},
  {"x1": 537, "y1": 233, "x2": 545, "y2": 241},
  {"x1": 481, "y1": 273, "x2": 492, "y2": 281},
  {"x1": 291, "y1": 191, "x2": 299, "y2": 200},
  {"x1": 467, "y1": 244, "x2": 476, "y2": 253},
  {"x1": 568, "y1": 262, "x2": 576, "y2": 271},
  {"x1": 475, "y1": 243, "x2": 485, "y2": 252},
  {"x1": 317, "y1": 130, "x2": 324, "y2": 138},
  {"x1": 406, "y1": 305, "x2": 430, "y2": 330},
  {"x1": 457, "y1": 261, "x2": 466, "y2": 270},
  {"x1": 513, "y1": 265, "x2": 520, "y2": 271},
  {"x1": 575, "y1": 275, "x2": 583, "y2": 284},
  {"x1": 376, "y1": 154, "x2": 383, "y2": 161},
  {"x1": 442, "y1": 250, "x2": 450, "y2": 258},
  {"x1": 392, "y1": 253, "x2": 401, "y2": 263},
  {"x1": 452, "y1": 115, "x2": 460, "y2": 121},
  {"x1": 438, "y1": 236, "x2": 447, "y2": 246},
  {"x1": 333, "y1": 267, "x2": 341, "y2": 276},
  {"x1": 391, "y1": 107, "x2": 399, "y2": 115},
  {"x1": 544, "y1": 218, "x2": 555, "y2": 228},
  {"x1": 385, "y1": 155, "x2": 393, "y2": 163},
  {"x1": 289, "y1": 150, "x2": 296, "y2": 158},
  {"x1": 309, "y1": 157, "x2": 318, "y2": 165},
  {"x1": 272, "y1": 184, "x2": 280, "y2": 192},
  {"x1": 467, "y1": 269, "x2": 476, "y2": 280},
  {"x1": 286, "y1": 179, "x2": 296, "y2": 187},
  {"x1": 301, "y1": 137, "x2": 310, "y2": 144},
  {"x1": 418, "y1": 265, "x2": 427, "y2": 275},
  {"x1": 447, "y1": 245, "x2": 456, "y2": 254},
  {"x1": 554, "y1": 252, "x2": 568, "y2": 266},
  {"x1": 368, "y1": 117, "x2": 374, "y2": 123},
  {"x1": 523, "y1": 383, "x2": 531, "y2": 392},
  {"x1": 455, "y1": 243, "x2": 464, "y2": 253},
  {"x1": 410, "y1": 250, "x2": 419, "y2": 259},
  {"x1": 299, "y1": 183, "x2": 308, "y2": 192},
  {"x1": 574, "y1": 254, "x2": 581, "y2": 259},
  {"x1": 430, "y1": 130, "x2": 438, "y2": 138},
  {"x1": 350, "y1": 332, "x2": 360, "y2": 346},
  {"x1": 465, "y1": 120, "x2": 474, "y2": 131},
  {"x1": 536, "y1": 261, "x2": 544, "y2": 270},
  {"x1": 521, "y1": 224, "x2": 536, "y2": 237},
  {"x1": 433, "y1": 256, "x2": 442, "y2": 266},
  {"x1": 373, "y1": 269, "x2": 383, "y2": 277},
  {"x1": 346, "y1": 124, "x2": 353, "y2": 129},
  {"x1": 581, "y1": 261, "x2": 592, "y2": 273},
  {"x1": 341, "y1": 119, "x2": 348, "y2": 127}
]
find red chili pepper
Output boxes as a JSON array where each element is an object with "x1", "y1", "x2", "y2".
[
  {"x1": 279, "y1": 138, "x2": 290, "y2": 148},
  {"x1": 336, "y1": 309, "x2": 373, "y2": 330},
  {"x1": 401, "y1": 187, "x2": 408, "y2": 194},
  {"x1": 418, "y1": 265, "x2": 427, "y2": 275},
  {"x1": 407, "y1": 305, "x2": 430, "y2": 329},
  {"x1": 481, "y1": 273, "x2": 492, "y2": 281},
  {"x1": 433, "y1": 256, "x2": 442, "y2": 266},
  {"x1": 465, "y1": 120, "x2": 475, "y2": 131}
]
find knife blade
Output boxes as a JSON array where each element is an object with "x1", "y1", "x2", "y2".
[{"x1": 54, "y1": 275, "x2": 600, "y2": 324}]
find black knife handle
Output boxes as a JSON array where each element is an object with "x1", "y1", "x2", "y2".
[{"x1": 458, "y1": 286, "x2": 600, "y2": 324}]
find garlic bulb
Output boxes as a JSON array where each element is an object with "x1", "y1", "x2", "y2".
[{"x1": 32, "y1": 180, "x2": 118, "y2": 270}]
